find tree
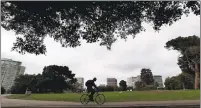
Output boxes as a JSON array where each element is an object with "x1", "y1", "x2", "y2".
[
  {"x1": 10, "y1": 65, "x2": 77, "y2": 94},
  {"x1": 185, "y1": 46, "x2": 200, "y2": 89},
  {"x1": 119, "y1": 80, "x2": 127, "y2": 91},
  {"x1": 1, "y1": 1, "x2": 200, "y2": 55},
  {"x1": 164, "y1": 73, "x2": 194, "y2": 90},
  {"x1": 164, "y1": 76, "x2": 182, "y2": 90},
  {"x1": 165, "y1": 36, "x2": 200, "y2": 89},
  {"x1": 10, "y1": 74, "x2": 35, "y2": 94},
  {"x1": 140, "y1": 68, "x2": 154, "y2": 85},
  {"x1": 1, "y1": 87, "x2": 6, "y2": 94},
  {"x1": 178, "y1": 72, "x2": 194, "y2": 89},
  {"x1": 135, "y1": 81, "x2": 145, "y2": 90},
  {"x1": 41, "y1": 65, "x2": 77, "y2": 93},
  {"x1": 36, "y1": 77, "x2": 51, "y2": 93},
  {"x1": 164, "y1": 77, "x2": 171, "y2": 90},
  {"x1": 97, "y1": 86, "x2": 106, "y2": 92},
  {"x1": 105, "y1": 86, "x2": 115, "y2": 91},
  {"x1": 154, "y1": 82, "x2": 159, "y2": 89}
]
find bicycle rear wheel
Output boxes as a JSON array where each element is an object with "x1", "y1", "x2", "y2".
[
  {"x1": 80, "y1": 94, "x2": 90, "y2": 104},
  {"x1": 95, "y1": 94, "x2": 106, "y2": 105}
]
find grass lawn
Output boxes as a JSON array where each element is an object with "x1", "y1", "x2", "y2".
[{"x1": 7, "y1": 90, "x2": 200, "y2": 102}]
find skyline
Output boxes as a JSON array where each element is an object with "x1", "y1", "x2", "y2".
[{"x1": 1, "y1": 13, "x2": 200, "y2": 86}]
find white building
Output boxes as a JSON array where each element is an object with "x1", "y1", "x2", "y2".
[
  {"x1": 153, "y1": 75, "x2": 163, "y2": 88},
  {"x1": 76, "y1": 77, "x2": 84, "y2": 89},
  {"x1": 136, "y1": 75, "x2": 141, "y2": 82},
  {"x1": 127, "y1": 75, "x2": 163, "y2": 88},
  {"x1": 1, "y1": 58, "x2": 26, "y2": 91},
  {"x1": 127, "y1": 76, "x2": 141, "y2": 88},
  {"x1": 127, "y1": 77, "x2": 135, "y2": 87}
]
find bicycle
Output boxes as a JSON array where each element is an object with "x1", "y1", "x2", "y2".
[{"x1": 80, "y1": 90, "x2": 106, "y2": 105}]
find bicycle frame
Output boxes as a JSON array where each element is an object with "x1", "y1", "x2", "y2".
[{"x1": 85, "y1": 91, "x2": 99, "y2": 97}]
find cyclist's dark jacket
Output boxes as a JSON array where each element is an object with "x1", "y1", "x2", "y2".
[{"x1": 85, "y1": 80, "x2": 96, "y2": 88}]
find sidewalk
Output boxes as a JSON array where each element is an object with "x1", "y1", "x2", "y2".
[{"x1": 1, "y1": 95, "x2": 200, "y2": 108}]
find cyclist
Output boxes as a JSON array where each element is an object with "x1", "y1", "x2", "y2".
[{"x1": 85, "y1": 77, "x2": 98, "y2": 101}]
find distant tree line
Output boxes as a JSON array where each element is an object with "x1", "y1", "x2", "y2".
[
  {"x1": 133, "y1": 67, "x2": 198, "y2": 91},
  {"x1": 10, "y1": 65, "x2": 77, "y2": 94},
  {"x1": 164, "y1": 72, "x2": 196, "y2": 90},
  {"x1": 98, "y1": 68, "x2": 160, "y2": 92}
]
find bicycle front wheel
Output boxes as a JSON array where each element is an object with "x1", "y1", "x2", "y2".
[
  {"x1": 95, "y1": 94, "x2": 106, "y2": 105},
  {"x1": 80, "y1": 94, "x2": 90, "y2": 104}
]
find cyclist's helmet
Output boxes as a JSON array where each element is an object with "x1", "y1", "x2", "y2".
[{"x1": 93, "y1": 77, "x2": 97, "y2": 81}]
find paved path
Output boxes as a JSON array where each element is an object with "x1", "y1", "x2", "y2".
[{"x1": 1, "y1": 95, "x2": 200, "y2": 108}]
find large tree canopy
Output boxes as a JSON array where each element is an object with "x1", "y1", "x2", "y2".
[
  {"x1": 10, "y1": 74, "x2": 34, "y2": 94},
  {"x1": 41, "y1": 65, "x2": 77, "y2": 92},
  {"x1": 10, "y1": 65, "x2": 77, "y2": 93},
  {"x1": 1, "y1": 1, "x2": 200, "y2": 55},
  {"x1": 165, "y1": 36, "x2": 200, "y2": 54},
  {"x1": 165, "y1": 36, "x2": 200, "y2": 75},
  {"x1": 165, "y1": 35, "x2": 200, "y2": 89}
]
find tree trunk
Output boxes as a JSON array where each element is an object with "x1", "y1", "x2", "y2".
[{"x1": 194, "y1": 63, "x2": 199, "y2": 89}]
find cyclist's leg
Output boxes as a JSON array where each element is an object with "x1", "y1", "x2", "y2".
[
  {"x1": 87, "y1": 87, "x2": 93, "y2": 101},
  {"x1": 90, "y1": 89, "x2": 95, "y2": 101},
  {"x1": 87, "y1": 87, "x2": 90, "y2": 93}
]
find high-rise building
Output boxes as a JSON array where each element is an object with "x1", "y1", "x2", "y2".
[
  {"x1": 153, "y1": 75, "x2": 163, "y2": 88},
  {"x1": 1, "y1": 58, "x2": 26, "y2": 91},
  {"x1": 107, "y1": 78, "x2": 117, "y2": 87},
  {"x1": 76, "y1": 77, "x2": 84, "y2": 89}
]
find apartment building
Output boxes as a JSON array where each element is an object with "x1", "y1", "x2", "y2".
[{"x1": 1, "y1": 58, "x2": 26, "y2": 91}]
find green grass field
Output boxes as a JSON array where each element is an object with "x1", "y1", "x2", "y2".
[{"x1": 7, "y1": 90, "x2": 200, "y2": 102}]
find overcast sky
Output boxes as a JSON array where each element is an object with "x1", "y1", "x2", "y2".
[{"x1": 1, "y1": 13, "x2": 200, "y2": 86}]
